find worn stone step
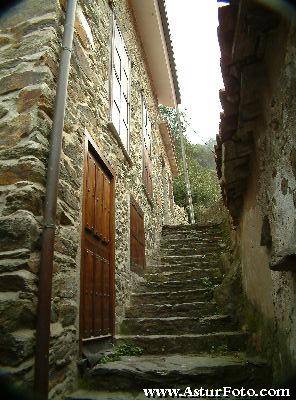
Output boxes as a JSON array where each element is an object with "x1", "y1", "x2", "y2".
[
  {"x1": 160, "y1": 247, "x2": 223, "y2": 257},
  {"x1": 161, "y1": 243, "x2": 224, "y2": 252},
  {"x1": 82, "y1": 354, "x2": 271, "y2": 392},
  {"x1": 146, "y1": 267, "x2": 222, "y2": 282},
  {"x1": 148, "y1": 261, "x2": 220, "y2": 273},
  {"x1": 162, "y1": 223, "x2": 222, "y2": 233},
  {"x1": 121, "y1": 315, "x2": 236, "y2": 335},
  {"x1": 162, "y1": 225, "x2": 222, "y2": 233},
  {"x1": 66, "y1": 391, "x2": 145, "y2": 400},
  {"x1": 161, "y1": 236, "x2": 223, "y2": 245},
  {"x1": 161, "y1": 254, "x2": 218, "y2": 265},
  {"x1": 161, "y1": 239, "x2": 225, "y2": 248},
  {"x1": 161, "y1": 234, "x2": 224, "y2": 243},
  {"x1": 126, "y1": 301, "x2": 218, "y2": 318},
  {"x1": 131, "y1": 288, "x2": 212, "y2": 305},
  {"x1": 162, "y1": 226, "x2": 223, "y2": 234},
  {"x1": 152, "y1": 262, "x2": 220, "y2": 273},
  {"x1": 139, "y1": 278, "x2": 220, "y2": 292},
  {"x1": 116, "y1": 331, "x2": 247, "y2": 355}
]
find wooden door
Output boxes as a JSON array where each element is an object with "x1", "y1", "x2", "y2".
[
  {"x1": 130, "y1": 198, "x2": 145, "y2": 274},
  {"x1": 81, "y1": 142, "x2": 114, "y2": 340}
]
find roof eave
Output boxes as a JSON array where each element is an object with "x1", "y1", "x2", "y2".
[{"x1": 129, "y1": 0, "x2": 181, "y2": 107}]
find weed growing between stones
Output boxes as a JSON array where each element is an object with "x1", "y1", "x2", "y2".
[
  {"x1": 210, "y1": 344, "x2": 229, "y2": 356},
  {"x1": 200, "y1": 276, "x2": 216, "y2": 288},
  {"x1": 98, "y1": 343, "x2": 144, "y2": 364}
]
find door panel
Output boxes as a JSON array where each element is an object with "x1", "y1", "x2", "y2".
[
  {"x1": 82, "y1": 248, "x2": 94, "y2": 338},
  {"x1": 93, "y1": 255, "x2": 103, "y2": 335},
  {"x1": 103, "y1": 176, "x2": 111, "y2": 243},
  {"x1": 85, "y1": 154, "x2": 96, "y2": 231},
  {"x1": 81, "y1": 146, "x2": 114, "y2": 340},
  {"x1": 94, "y1": 167, "x2": 103, "y2": 238},
  {"x1": 102, "y1": 258, "x2": 110, "y2": 334}
]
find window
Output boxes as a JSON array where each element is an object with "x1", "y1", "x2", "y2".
[
  {"x1": 111, "y1": 19, "x2": 131, "y2": 151},
  {"x1": 142, "y1": 98, "x2": 153, "y2": 199},
  {"x1": 143, "y1": 100, "x2": 152, "y2": 156}
]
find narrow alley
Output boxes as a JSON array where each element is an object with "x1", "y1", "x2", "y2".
[{"x1": 0, "y1": 0, "x2": 295, "y2": 399}]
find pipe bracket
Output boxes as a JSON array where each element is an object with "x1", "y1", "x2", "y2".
[
  {"x1": 62, "y1": 45, "x2": 72, "y2": 53},
  {"x1": 44, "y1": 223, "x2": 56, "y2": 229}
]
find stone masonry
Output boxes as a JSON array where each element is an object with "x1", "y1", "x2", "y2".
[
  {"x1": 0, "y1": 0, "x2": 186, "y2": 398},
  {"x1": 216, "y1": 0, "x2": 296, "y2": 384}
]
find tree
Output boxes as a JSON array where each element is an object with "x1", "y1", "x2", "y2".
[{"x1": 159, "y1": 105, "x2": 221, "y2": 217}]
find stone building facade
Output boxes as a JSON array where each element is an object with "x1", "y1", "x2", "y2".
[
  {"x1": 216, "y1": 0, "x2": 296, "y2": 384},
  {"x1": 0, "y1": 0, "x2": 187, "y2": 397}
]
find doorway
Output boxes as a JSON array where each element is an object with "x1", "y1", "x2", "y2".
[{"x1": 80, "y1": 136, "x2": 115, "y2": 342}]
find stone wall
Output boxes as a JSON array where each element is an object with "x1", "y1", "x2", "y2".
[
  {"x1": 237, "y1": 23, "x2": 296, "y2": 383},
  {"x1": 217, "y1": 10, "x2": 296, "y2": 384},
  {"x1": 0, "y1": 0, "x2": 60, "y2": 393},
  {"x1": 172, "y1": 204, "x2": 188, "y2": 225},
  {"x1": 0, "y1": 0, "x2": 185, "y2": 398}
]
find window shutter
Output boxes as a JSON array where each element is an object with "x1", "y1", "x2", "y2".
[
  {"x1": 111, "y1": 19, "x2": 130, "y2": 151},
  {"x1": 142, "y1": 99, "x2": 153, "y2": 199}
]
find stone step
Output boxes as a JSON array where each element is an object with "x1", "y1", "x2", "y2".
[
  {"x1": 161, "y1": 239, "x2": 224, "y2": 247},
  {"x1": 116, "y1": 331, "x2": 247, "y2": 355},
  {"x1": 126, "y1": 301, "x2": 218, "y2": 318},
  {"x1": 66, "y1": 391, "x2": 145, "y2": 400},
  {"x1": 81, "y1": 354, "x2": 270, "y2": 393},
  {"x1": 161, "y1": 234, "x2": 224, "y2": 243},
  {"x1": 148, "y1": 261, "x2": 220, "y2": 273},
  {"x1": 121, "y1": 315, "x2": 236, "y2": 335},
  {"x1": 145, "y1": 267, "x2": 222, "y2": 282},
  {"x1": 138, "y1": 278, "x2": 219, "y2": 292},
  {"x1": 160, "y1": 247, "x2": 223, "y2": 257},
  {"x1": 161, "y1": 236, "x2": 223, "y2": 244},
  {"x1": 162, "y1": 224, "x2": 222, "y2": 232},
  {"x1": 131, "y1": 288, "x2": 212, "y2": 305},
  {"x1": 162, "y1": 224, "x2": 223, "y2": 234},
  {"x1": 161, "y1": 254, "x2": 218, "y2": 265},
  {"x1": 161, "y1": 243, "x2": 224, "y2": 252}
]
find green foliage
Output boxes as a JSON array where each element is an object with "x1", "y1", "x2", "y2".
[
  {"x1": 159, "y1": 105, "x2": 221, "y2": 218},
  {"x1": 210, "y1": 344, "x2": 229, "y2": 355},
  {"x1": 98, "y1": 343, "x2": 144, "y2": 364},
  {"x1": 200, "y1": 276, "x2": 215, "y2": 289}
]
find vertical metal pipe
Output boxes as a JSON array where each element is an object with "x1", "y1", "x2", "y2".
[
  {"x1": 34, "y1": 1, "x2": 77, "y2": 398},
  {"x1": 176, "y1": 106, "x2": 195, "y2": 224}
]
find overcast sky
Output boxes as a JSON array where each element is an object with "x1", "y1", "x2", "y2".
[{"x1": 165, "y1": 0, "x2": 224, "y2": 144}]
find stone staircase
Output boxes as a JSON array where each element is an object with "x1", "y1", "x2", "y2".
[{"x1": 67, "y1": 224, "x2": 271, "y2": 399}]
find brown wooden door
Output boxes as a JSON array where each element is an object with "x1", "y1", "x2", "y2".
[
  {"x1": 130, "y1": 198, "x2": 145, "y2": 274},
  {"x1": 81, "y1": 146, "x2": 114, "y2": 340}
]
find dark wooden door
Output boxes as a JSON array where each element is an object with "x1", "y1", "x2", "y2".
[
  {"x1": 81, "y1": 146, "x2": 114, "y2": 340},
  {"x1": 130, "y1": 198, "x2": 145, "y2": 274}
]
